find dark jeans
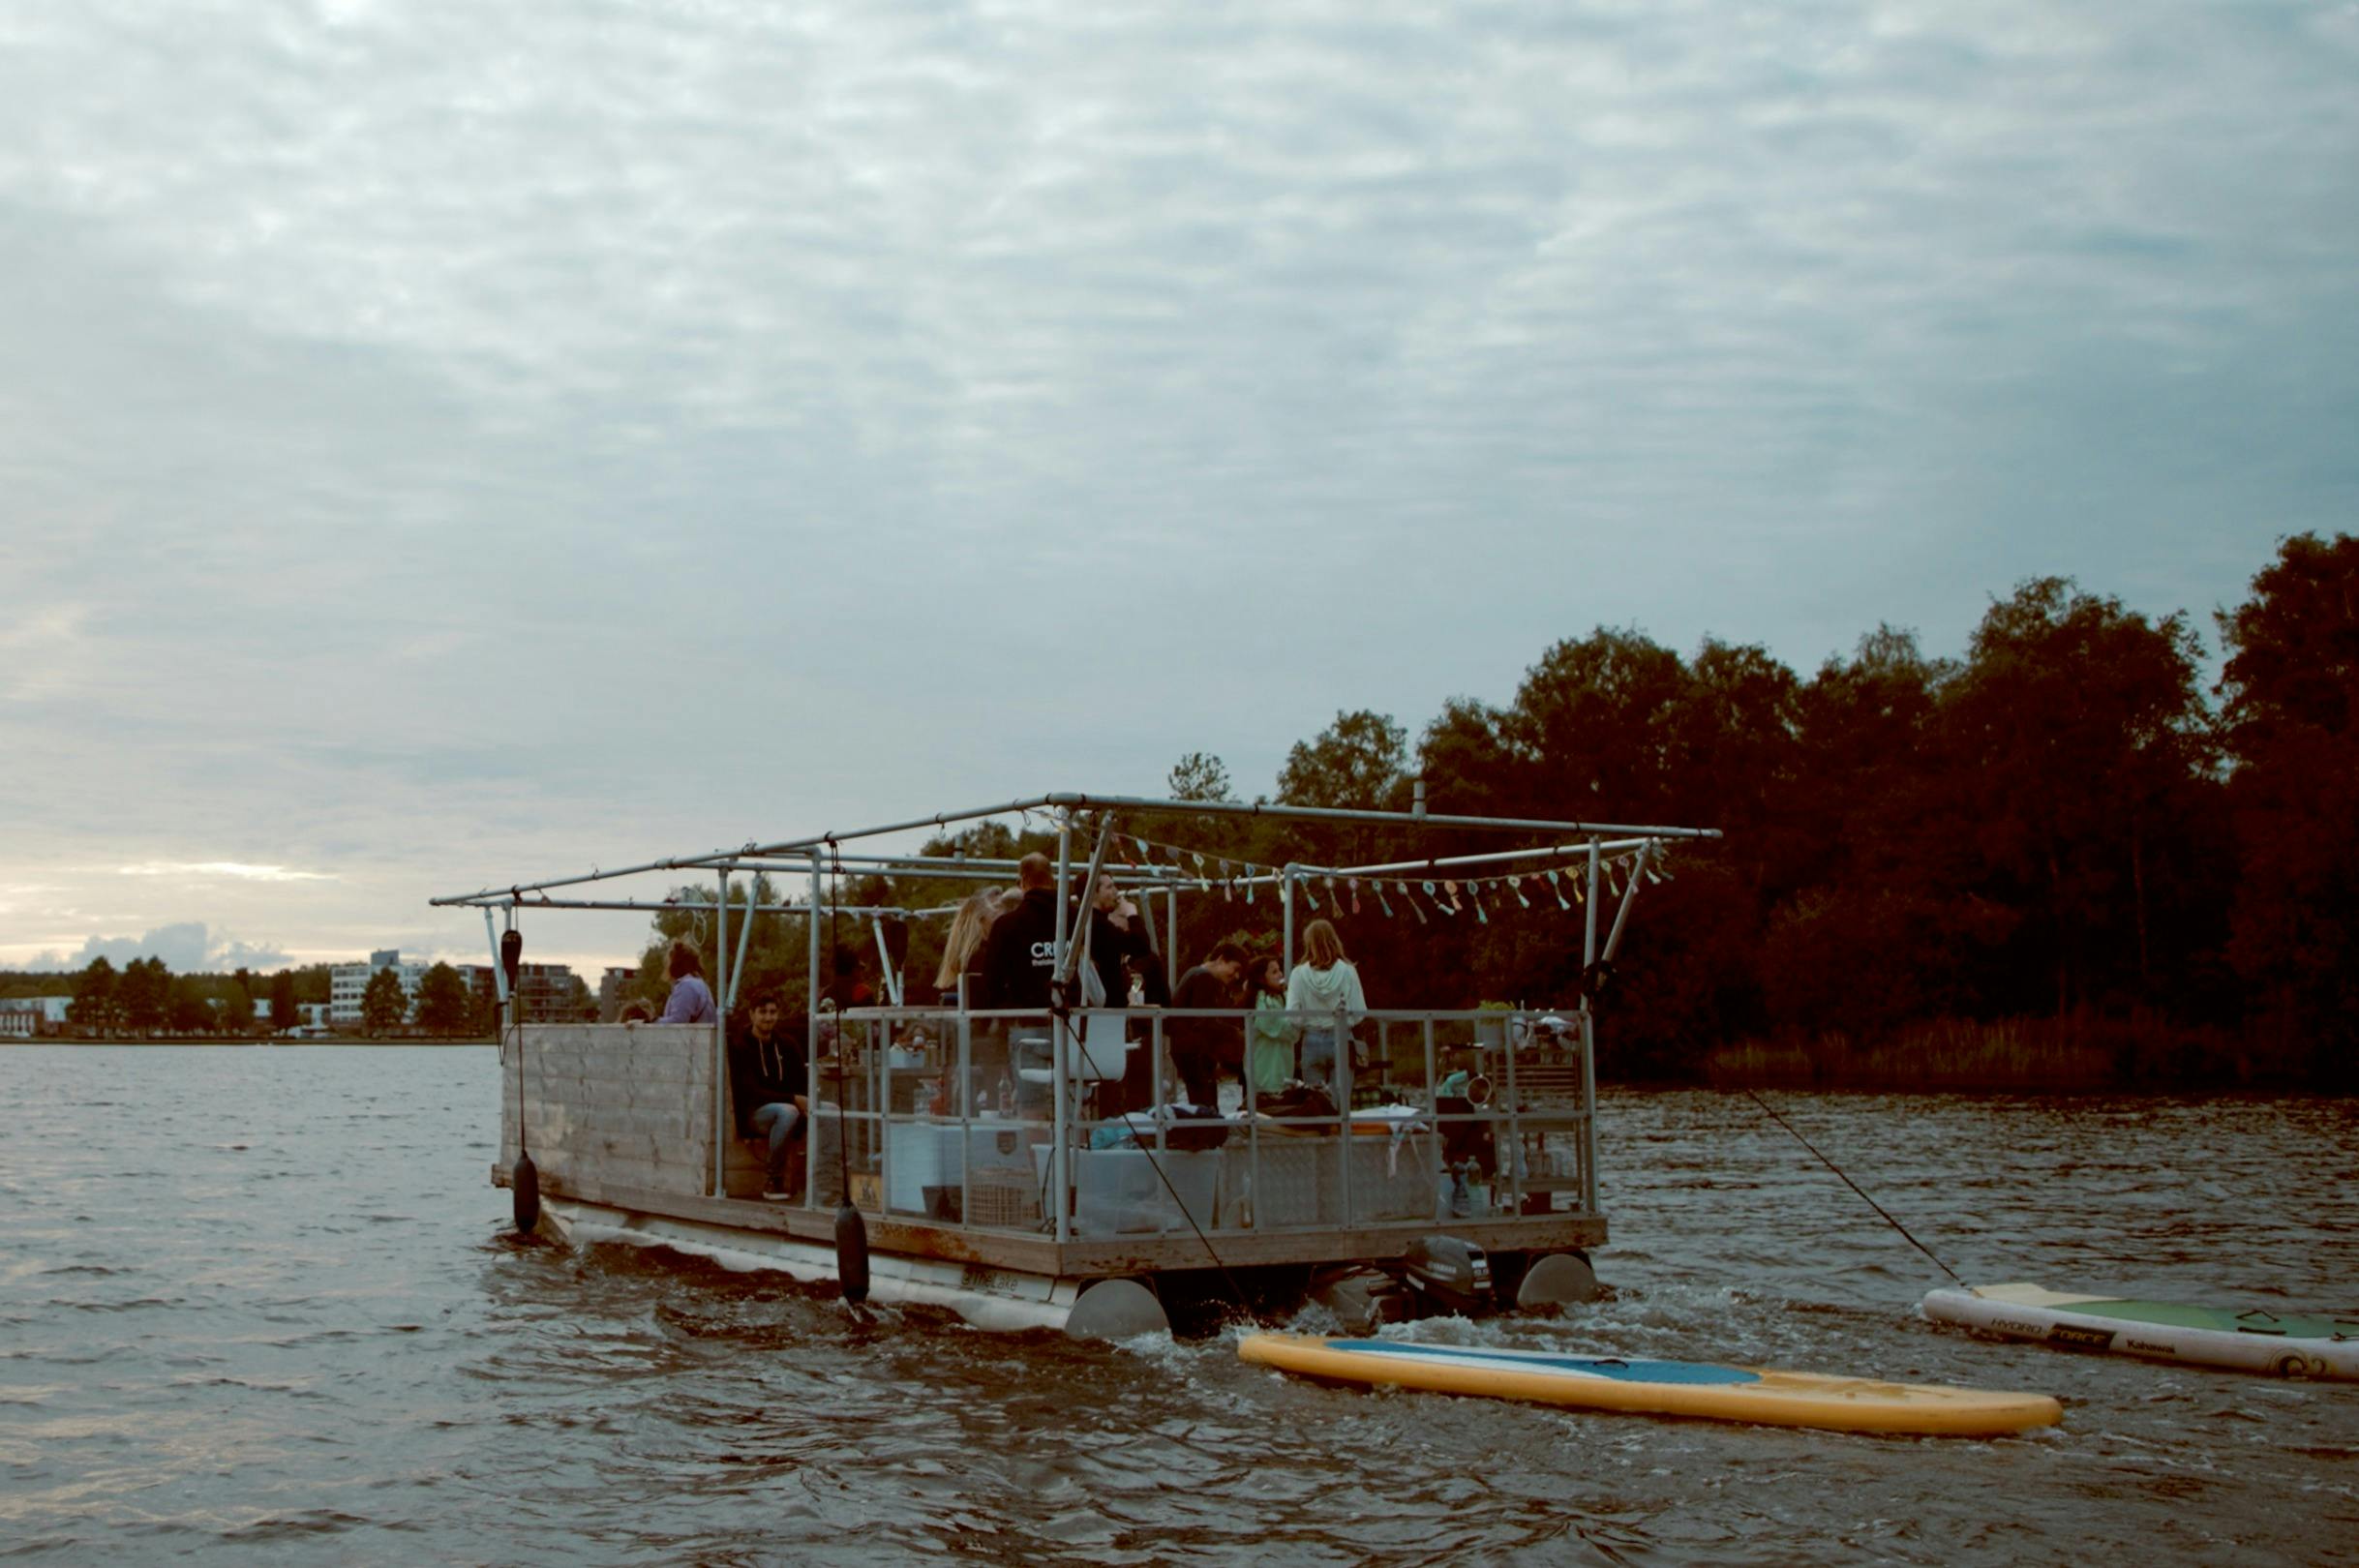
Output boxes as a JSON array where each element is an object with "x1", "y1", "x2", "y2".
[{"x1": 1173, "y1": 1050, "x2": 1219, "y2": 1111}]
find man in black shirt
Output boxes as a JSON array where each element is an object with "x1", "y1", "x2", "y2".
[
  {"x1": 976, "y1": 854, "x2": 1064, "y2": 1112},
  {"x1": 977, "y1": 853, "x2": 1060, "y2": 1011},
  {"x1": 728, "y1": 991, "x2": 809, "y2": 1199},
  {"x1": 1166, "y1": 940, "x2": 1247, "y2": 1110}
]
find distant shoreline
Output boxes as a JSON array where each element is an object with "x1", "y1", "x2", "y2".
[{"x1": 4, "y1": 1036, "x2": 495, "y2": 1048}]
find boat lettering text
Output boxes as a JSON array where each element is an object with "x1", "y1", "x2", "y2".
[
  {"x1": 2126, "y1": 1339, "x2": 2175, "y2": 1355},
  {"x1": 2047, "y1": 1324, "x2": 2117, "y2": 1350},
  {"x1": 960, "y1": 1264, "x2": 1022, "y2": 1296},
  {"x1": 1989, "y1": 1318, "x2": 2044, "y2": 1336}
]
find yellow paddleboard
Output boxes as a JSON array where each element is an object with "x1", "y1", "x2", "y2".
[{"x1": 1239, "y1": 1334, "x2": 2063, "y2": 1437}]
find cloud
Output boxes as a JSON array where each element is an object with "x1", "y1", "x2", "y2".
[
  {"x1": 117, "y1": 861, "x2": 338, "y2": 884},
  {"x1": 0, "y1": 0, "x2": 2353, "y2": 975},
  {"x1": 17, "y1": 922, "x2": 293, "y2": 974},
  {"x1": 0, "y1": 604, "x2": 92, "y2": 702}
]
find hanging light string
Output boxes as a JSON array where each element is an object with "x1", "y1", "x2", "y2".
[{"x1": 1006, "y1": 808, "x2": 1674, "y2": 920}]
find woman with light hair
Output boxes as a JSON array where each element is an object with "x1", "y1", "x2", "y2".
[
  {"x1": 933, "y1": 888, "x2": 1011, "y2": 1006},
  {"x1": 1285, "y1": 919, "x2": 1367, "y2": 1098}
]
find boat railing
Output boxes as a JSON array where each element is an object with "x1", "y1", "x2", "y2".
[{"x1": 800, "y1": 1004, "x2": 1596, "y2": 1245}]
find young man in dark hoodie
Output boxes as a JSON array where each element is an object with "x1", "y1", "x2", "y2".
[
  {"x1": 728, "y1": 990, "x2": 809, "y2": 1199},
  {"x1": 1166, "y1": 940, "x2": 1247, "y2": 1110}
]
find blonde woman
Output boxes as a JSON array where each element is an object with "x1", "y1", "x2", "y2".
[
  {"x1": 933, "y1": 889, "x2": 1006, "y2": 1006},
  {"x1": 1285, "y1": 920, "x2": 1367, "y2": 1097}
]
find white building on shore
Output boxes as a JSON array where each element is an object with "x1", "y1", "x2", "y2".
[
  {"x1": 328, "y1": 950, "x2": 444, "y2": 1025},
  {"x1": 0, "y1": 996, "x2": 72, "y2": 1038},
  {"x1": 328, "y1": 950, "x2": 578, "y2": 1026}
]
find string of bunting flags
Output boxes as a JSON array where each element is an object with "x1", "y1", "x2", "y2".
[{"x1": 1011, "y1": 809, "x2": 1670, "y2": 924}]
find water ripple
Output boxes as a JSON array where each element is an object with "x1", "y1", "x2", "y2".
[{"x1": 2, "y1": 1051, "x2": 2355, "y2": 1565}]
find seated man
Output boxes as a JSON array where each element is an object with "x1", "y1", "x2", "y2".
[{"x1": 727, "y1": 990, "x2": 810, "y2": 1200}]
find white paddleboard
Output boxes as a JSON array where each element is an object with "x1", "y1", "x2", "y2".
[{"x1": 1924, "y1": 1282, "x2": 2359, "y2": 1380}]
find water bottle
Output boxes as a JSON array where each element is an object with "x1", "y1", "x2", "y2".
[
  {"x1": 996, "y1": 1070, "x2": 1014, "y2": 1118},
  {"x1": 1467, "y1": 1168, "x2": 1491, "y2": 1217}
]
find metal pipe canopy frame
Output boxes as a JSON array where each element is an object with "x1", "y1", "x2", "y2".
[{"x1": 434, "y1": 791, "x2": 1718, "y2": 1212}]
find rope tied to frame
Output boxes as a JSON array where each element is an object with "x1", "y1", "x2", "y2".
[{"x1": 1743, "y1": 1090, "x2": 1964, "y2": 1286}]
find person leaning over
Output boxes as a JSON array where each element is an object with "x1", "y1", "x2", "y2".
[
  {"x1": 1285, "y1": 920, "x2": 1366, "y2": 1099},
  {"x1": 637, "y1": 940, "x2": 714, "y2": 1025},
  {"x1": 728, "y1": 989, "x2": 810, "y2": 1201},
  {"x1": 1166, "y1": 940, "x2": 1248, "y2": 1110}
]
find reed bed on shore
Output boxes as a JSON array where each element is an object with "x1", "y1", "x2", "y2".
[{"x1": 1706, "y1": 1012, "x2": 2254, "y2": 1091}]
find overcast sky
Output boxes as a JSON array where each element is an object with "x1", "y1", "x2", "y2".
[{"x1": 4, "y1": 0, "x2": 2354, "y2": 978}]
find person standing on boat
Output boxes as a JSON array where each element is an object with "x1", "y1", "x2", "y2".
[
  {"x1": 1166, "y1": 940, "x2": 1247, "y2": 1110},
  {"x1": 728, "y1": 990, "x2": 809, "y2": 1200},
  {"x1": 1244, "y1": 954, "x2": 1300, "y2": 1098},
  {"x1": 656, "y1": 940, "x2": 715, "y2": 1024},
  {"x1": 932, "y1": 889, "x2": 1005, "y2": 1007},
  {"x1": 978, "y1": 854, "x2": 1062, "y2": 1110},
  {"x1": 1285, "y1": 920, "x2": 1366, "y2": 1100},
  {"x1": 978, "y1": 854, "x2": 1059, "y2": 1009},
  {"x1": 1087, "y1": 871, "x2": 1171, "y2": 1117},
  {"x1": 1088, "y1": 872, "x2": 1168, "y2": 1015}
]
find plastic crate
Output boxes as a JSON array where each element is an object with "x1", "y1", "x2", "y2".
[{"x1": 965, "y1": 1165, "x2": 1042, "y2": 1229}]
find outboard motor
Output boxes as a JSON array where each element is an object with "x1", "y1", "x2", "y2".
[{"x1": 1403, "y1": 1235, "x2": 1494, "y2": 1317}]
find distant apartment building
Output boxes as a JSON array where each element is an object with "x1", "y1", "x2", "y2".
[
  {"x1": 1, "y1": 996, "x2": 74, "y2": 1038},
  {"x1": 597, "y1": 967, "x2": 638, "y2": 1022},
  {"x1": 515, "y1": 963, "x2": 586, "y2": 1022},
  {"x1": 466, "y1": 961, "x2": 586, "y2": 1024},
  {"x1": 329, "y1": 950, "x2": 433, "y2": 1025},
  {"x1": 329, "y1": 950, "x2": 583, "y2": 1028}
]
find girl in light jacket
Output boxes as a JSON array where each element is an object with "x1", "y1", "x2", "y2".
[
  {"x1": 1245, "y1": 954, "x2": 1300, "y2": 1098},
  {"x1": 1285, "y1": 920, "x2": 1366, "y2": 1099}
]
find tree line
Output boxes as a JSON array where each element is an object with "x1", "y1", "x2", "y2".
[
  {"x1": 629, "y1": 534, "x2": 2356, "y2": 1091},
  {"x1": 37, "y1": 958, "x2": 489, "y2": 1039}
]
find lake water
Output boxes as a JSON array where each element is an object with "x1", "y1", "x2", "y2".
[{"x1": 3, "y1": 1046, "x2": 2353, "y2": 1565}]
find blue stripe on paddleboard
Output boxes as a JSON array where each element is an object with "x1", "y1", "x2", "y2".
[{"x1": 1325, "y1": 1340, "x2": 1760, "y2": 1385}]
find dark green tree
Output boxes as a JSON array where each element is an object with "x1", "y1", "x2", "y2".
[
  {"x1": 68, "y1": 957, "x2": 119, "y2": 1032},
  {"x1": 414, "y1": 962, "x2": 476, "y2": 1036},
  {"x1": 218, "y1": 986, "x2": 257, "y2": 1035},
  {"x1": 268, "y1": 970, "x2": 299, "y2": 1034},
  {"x1": 167, "y1": 977, "x2": 215, "y2": 1034},
  {"x1": 118, "y1": 957, "x2": 169, "y2": 1033},
  {"x1": 1764, "y1": 628, "x2": 1984, "y2": 1039},
  {"x1": 1276, "y1": 709, "x2": 1412, "y2": 876},
  {"x1": 1500, "y1": 628, "x2": 1688, "y2": 822},
  {"x1": 1278, "y1": 710, "x2": 1409, "y2": 811},
  {"x1": 2218, "y1": 531, "x2": 2359, "y2": 1083},
  {"x1": 1167, "y1": 751, "x2": 1234, "y2": 802},
  {"x1": 1934, "y1": 578, "x2": 2217, "y2": 1017},
  {"x1": 360, "y1": 967, "x2": 408, "y2": 1037}
]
